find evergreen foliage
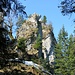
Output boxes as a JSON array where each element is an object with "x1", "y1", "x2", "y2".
[
  {"x1": 17, "y1": 38, "x2": 26, "y2": 52},
  {"x1": 0, "y1": 0, "x2": 26, "y2": 49},
  {"x1": 33, "y1": 34, "x2": 42, "y2": 50},
  {"x1": 42, "y1": 15, "x2": 47, "y2": 24},
  {"x1": 0, "y1": 0, "x2": 26, "y2": 69},
  {"x1": 67, "y1": 34, "x2": 75, "y2": 75},
  {"x1": 54, "y1": 26, "x2": 75, "y2": 75},
  {"x1": 59, "y1": 0, "x2": 75, "y2": 16},
  {"x1": 54, "y1": 26, "x2": 69, "y2": 75},
  {"x1": 0, "y1": 0, "x2": 26, "y2": 16}
]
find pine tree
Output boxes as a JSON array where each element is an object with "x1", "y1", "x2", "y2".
[
  {"x1": 42, "y1": 15, "x2": 47, "y2": 24},
  {"x1": 54, "y1": 26, "x2": 68, "y2": 75},
  {"x1": 33, "y1": 34, "x2": 42, "y2": 58},
  {"x1": 67, "y1": 34, "x2": 75, "y2": 75}
]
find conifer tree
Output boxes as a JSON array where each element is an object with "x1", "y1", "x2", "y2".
[
  {"x1": 0, "y1": 0, "x2": 26, "y2": 67},
  {"x1": 54, "y1": 26, "x2": 68, "y2": 75},
  {"x1": 42, "y1": 15, "x2": 47, "y2": 24},
  {"x1": 59, "y1": 0, "x2": 75, "y2": 16},
  {"x1": 67, "y1": 34, "x2": 75, "y2": 75}
]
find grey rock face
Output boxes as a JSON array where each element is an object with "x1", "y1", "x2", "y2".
[
  {"x1": 42, "y1": 31, "x2": 56, "y2": 64},
  {"x1": 17, "y1": 13, "x2": 56, "y2": 64}
]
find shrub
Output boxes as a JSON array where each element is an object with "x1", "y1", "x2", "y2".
[
  {"x1": 17, "y1": 38, "x2": 26, "y2": 52},
  {"x1": 33, "y1": 34, "x2": 42, "y2": 50}
]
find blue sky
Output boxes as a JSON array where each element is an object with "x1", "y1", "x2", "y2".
[{"x1": 21, "y1": 0, "x2": 75, "y2": 38}]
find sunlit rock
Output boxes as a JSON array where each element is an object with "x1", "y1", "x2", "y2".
[{"x1": 17, "y1": 13, "x2": 56, "y2": 64}]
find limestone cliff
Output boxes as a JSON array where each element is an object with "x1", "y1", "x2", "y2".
[
  {"x1": 17, "y1": 13, "x2": 56, "y2": 64},
  {"x1": 42, "y1": 25, "x2": 56, "y2": 64}
]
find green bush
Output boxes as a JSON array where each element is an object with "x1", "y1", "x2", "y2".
[
  {"x1": 17, "y1": 38, "x2": 26, "y2": 52},
  {"x1": 33, "y1": 34, "x2": 42, "y2": 50}
]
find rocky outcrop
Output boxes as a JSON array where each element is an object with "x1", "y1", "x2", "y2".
[
  {"x1": 42, "y1": 28, "x2": 56, "y2": 64},
  {"x1": 17, "y1": 13, "x2": 56, "y2": 64},
  {"x1": 17, "y1": 13, "x2": 42, "y2": 58}
]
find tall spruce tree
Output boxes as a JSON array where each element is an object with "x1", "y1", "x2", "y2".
[
  {"x1": 67, "y1": 34, "x2": 75, "y2": 75},
  {"x1": 54, "y1": 26, "x2": 68, "y2": 75}
]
